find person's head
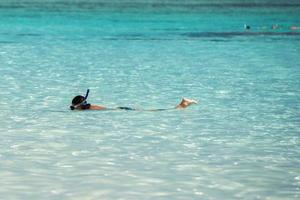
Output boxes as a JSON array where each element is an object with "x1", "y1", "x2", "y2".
[
  {"x1": 70, "y1": 95, "x2": 90, "y2": 110},
  {"x1": 72, "y1": 95, "x2": 85, "y2": 106}
]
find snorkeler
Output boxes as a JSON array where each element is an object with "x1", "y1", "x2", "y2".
[{"x1": 70, "y1": 89, "x2": 197, "y2": 111}]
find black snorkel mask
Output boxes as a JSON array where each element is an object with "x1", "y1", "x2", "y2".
[{"x1": 70, "y1": 89, "x2": 91, "y2": 110}]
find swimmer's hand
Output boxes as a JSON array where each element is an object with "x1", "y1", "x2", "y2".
[{"x1": 176, "y1": 98, "x2": 198, "y2": 109}]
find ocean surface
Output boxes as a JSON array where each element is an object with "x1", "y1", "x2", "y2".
[{"x1": 0, "y1": 1, "x2": 300, "y2": 199}]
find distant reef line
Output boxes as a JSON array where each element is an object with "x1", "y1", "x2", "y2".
[{"x1": 1, "y1": 0, "x2": 300, "y2": 10}]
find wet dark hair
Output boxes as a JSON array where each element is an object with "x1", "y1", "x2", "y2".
[
  {"x1": 72, "y1": 95, "x2": 85, "y2": 105},
  {"x1": 70, "y1": 89, "x2": 91, "y2": 110}
]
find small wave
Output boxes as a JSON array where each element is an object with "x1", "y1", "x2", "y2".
[
  {"x1": 16, "y1": 33, "x2": 42, "y2": 37},
  {"x1": 0, "y1": 41, "x2": 16, "y2": 44}
]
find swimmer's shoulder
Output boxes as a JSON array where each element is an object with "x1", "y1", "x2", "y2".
[{"x1": 89, "y1": 105, "x2": 106, "y2": 110}]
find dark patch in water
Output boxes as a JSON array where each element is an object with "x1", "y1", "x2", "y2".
[
  {"x1": 16, "y1": 33, "x2": 42, "y2": 37},
  {"x1": 116, "y1": 33, "x2": 146, "y2": 38},
  {"x1": 0, "y1": 41, "x2": 16, "y2": 44},
  {"x1": 102, "y1": 31, "x2": 300, "y2": 41},
  {"x1": 183, "y1": 32, "x2": 300, "y2": 38},
  {"x1": 209, "y1": 39, "x2": 230, "y2": 42},
  {"x1": 151, "y1": 28, "x2": 186, "y2": 31},
  {"x1": 103, "y1": 37, "x2": 172, "y2": 41}
]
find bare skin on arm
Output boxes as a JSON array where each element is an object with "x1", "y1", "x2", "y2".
[
  {"x1": 85, "y1": 98, "x2": 197, "y2": 111},
  {"x1": 89, "y1": 105, "x2": 106, "y2": 110},
  {"x1": 87, "y1": 98, "x2": 198, "y2": 110}
]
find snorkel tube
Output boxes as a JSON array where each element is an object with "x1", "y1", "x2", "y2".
[{"x1": 84, "y1": 89, "x2": 90, "y2": 101}]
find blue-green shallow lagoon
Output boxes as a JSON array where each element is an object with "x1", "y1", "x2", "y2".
[{"x1": 0, "y1": 1, "x2": 300, "y2": 199}]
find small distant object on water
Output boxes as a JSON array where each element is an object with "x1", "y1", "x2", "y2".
[
  {"x1": 244, "y1": 24, "x2": 300, "y2": 31},
  {"x1": 244, "y1": 24, "x2": 251, "y2": 30},
  {"x1": 289, "y1": 26, "x2": 300, "y2": 30},
  {"x1": 271, "y1": 24, "x2": 279, "y2": 30}
]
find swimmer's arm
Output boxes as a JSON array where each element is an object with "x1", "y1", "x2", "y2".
[{"x1": 90, "y1": 105, "x2": 106, "y2": 110}]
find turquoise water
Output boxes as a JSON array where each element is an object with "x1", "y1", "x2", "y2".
[{"x1": 1, "y1": 1, "x2": 300, "y2": 199}]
